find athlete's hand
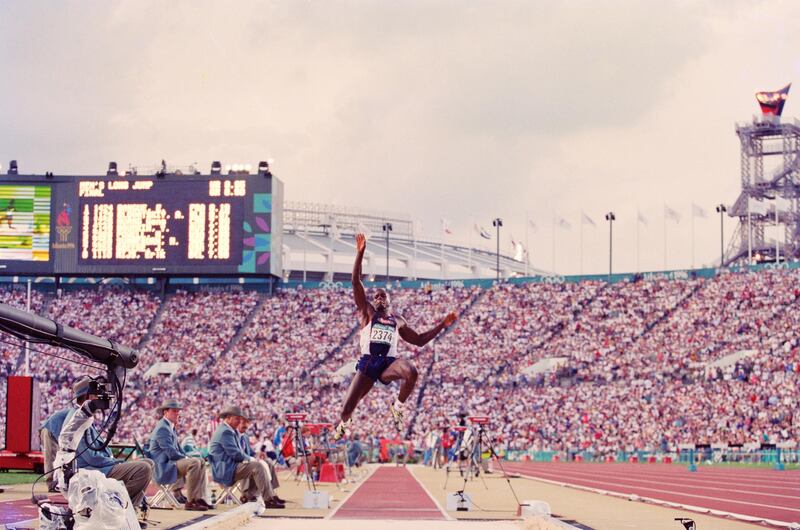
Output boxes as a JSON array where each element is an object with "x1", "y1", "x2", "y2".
[
  {"x1": 443, "y1": 312, "x2": 457, "y2": 328},
  {"x1": 355, "y1": 233, "x2": 366, "y2": 254}
]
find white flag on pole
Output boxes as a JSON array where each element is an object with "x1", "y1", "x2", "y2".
[
  {"x1": 510, "y1": 235, "x2": 525, "y2": 261},
  {"x1": 557, "y1": 216, "x2": 572, "y2": 230},
  {"x1": 513, "y1": 242, "x2": 525, "y2": 262},
  {"x1": 664, "y1": 205, "x2": 681, "y2": 223},
  {"x1": 637, "y1": 211, "x2": 648, "y2": 226},
  {"x1": 474, "y1": 223, "x2": 492, "y2": 239},
  {"x1": 528, "y1": 218, "x2": 538, "y2": 232},
  {"x1": 441, "y1": 218, "x2": 453, "y2": 235},
  {"x1": 691, "y1": 203, "x2": 707, "y2": 218},
  {"x1": 581, "y1": 212, "x2": 596, "y2": 227}
]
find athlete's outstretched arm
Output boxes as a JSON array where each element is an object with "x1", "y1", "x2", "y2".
[
  {"x1": 399, "y1": 313, "x2": 457, "y2": 347},
  {"x1": 352, "y1": 233, "x2": 372, "y2": 324}
]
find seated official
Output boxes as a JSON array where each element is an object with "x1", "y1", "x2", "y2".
[
  {"x1": 237, "y1": 416, "x2": 283, "y2": 503},
  {"x1": 40, "y1": 405, "x2": 72, "y2": 491},
  {"x1": 148, "y1": 399, "x2": 210, "y2": 511},
  {"x1": 61, "y1": 377, "x2": 154, "y2": 508},
  {"x1": 209, "y1": 406, "x2": 283, "y2": 509}
]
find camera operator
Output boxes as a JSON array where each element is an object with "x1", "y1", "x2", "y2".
[
  {"x1": 60, "y1": 377, "x2": 154, "y2": 507},
  {"x1": 40, "y1": 406, "x2": 72, "y2": 492}
]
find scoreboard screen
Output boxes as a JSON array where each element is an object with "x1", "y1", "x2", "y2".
[
  {"x1": 0, "y1": 184, "x2": 53, "y2": 274},
  {"x1": 0, "y1": 173, "x2": 282, "y2": 277}
]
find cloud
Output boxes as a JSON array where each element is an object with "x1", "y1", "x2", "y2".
[{"x1": 0, "y1": 0, "x2": 797, "y2": 274}]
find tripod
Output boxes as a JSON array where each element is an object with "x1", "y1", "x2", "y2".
[
  {"x1": 279, "y1": 414, "x2": 316, "y2": 492},
  {"x1": 459, "y1": 424, "x2": 488, "y2": 489},
  {"x1": 454, "y1": 418, "x2": 521, "y2": 512},
  {"x1": 442, "y1": 426, "x2": 466, "y2": 490}
]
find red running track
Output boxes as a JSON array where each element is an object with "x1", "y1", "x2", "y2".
[
  {"x1": 504, "y1": 462, "x2": 800, "y2": 525},
  {"x1": 333, "y1": 467, "x2": 445, "y2": 520}
]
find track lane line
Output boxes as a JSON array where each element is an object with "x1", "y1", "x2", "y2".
[
  {"x1": 521, "y1": 463, "x2": 800, "y2": 486},
  {"x1": 525, "y1": 463, "x2": 800, "y2": 489},
  {"x1": 506, "y1": 465, "x2": 800, "y2": 517},
  {"x1": 506, "y1": 464, "x2": 800, "y2": 500},
  {"x1": 408, "y1": 464, "x2": 455, "y2": 521},
  {"x1": 512, "y1": 470, "x2": 797, "y2": 529}
]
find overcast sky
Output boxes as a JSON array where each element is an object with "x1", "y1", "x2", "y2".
[{"x1": 1, "y1": 0, "x2": 798, "y2": 276}]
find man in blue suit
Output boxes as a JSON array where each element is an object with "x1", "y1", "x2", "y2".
[
  {"x1": 208, "y1": 406, "x2": 283, "y2": 509},
  {"x1": 148, "y1": 399, "x2": 209, "y2": 511},
  {"x1": 237, "y1": 416, "x2": 282, "y2": 503},
  {"x1": 61, "y1": 377, "x2": 154, "y2": 508}
]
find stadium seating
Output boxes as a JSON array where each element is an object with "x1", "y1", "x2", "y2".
[{"x1": 3, "y1": 267, "x2": 800, "y2": 454}]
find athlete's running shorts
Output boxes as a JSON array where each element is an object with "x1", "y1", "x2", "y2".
[{"x1": 356, "y1": 354, "x2": 397, "y2": 384}]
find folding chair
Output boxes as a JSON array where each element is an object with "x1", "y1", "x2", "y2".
[
  {"x1": 149, "y1": 483, "x2": 183, "y2": 509},
  {"x1": 215, "y1": 483, "x2": 242, "y2": 506},
  {"x1": 207, "y1": 453, "x2": 242, "y2": 506},
  {"x1": 137, "y1": 438, "x2": 183, "y2": 509}
]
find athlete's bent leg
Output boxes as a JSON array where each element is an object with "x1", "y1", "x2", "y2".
[
  {"x1": 340, "y1": 372, "x2": 375, "y2": 423},
  {"x1": 379, "y1": 359, "x2": 418, "y2": 402},
  {"x1": 334, "y1": 372, "x2": 374, "y2": 440}
]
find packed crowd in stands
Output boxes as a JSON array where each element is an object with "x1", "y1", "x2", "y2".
[
  {"x1": 3, "y1": 266, "x2": 800, "y2": 456},
  {"x1": 220, "y1": 288, "x2": 357, "y2": 385},
  {"x1": 137, "y1": 289, "x2": 260, "y2": 371}
]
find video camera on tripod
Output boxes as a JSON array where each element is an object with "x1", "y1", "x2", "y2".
[{"x1": 0, "y1": 302, "x2": 139, "y2": 529}]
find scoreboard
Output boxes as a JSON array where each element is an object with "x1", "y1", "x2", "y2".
[{"x1": 0, "y1": 173, "x2": 282, "y2": 276}]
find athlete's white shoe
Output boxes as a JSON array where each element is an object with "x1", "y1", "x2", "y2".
[
  {"x1": 390, "y1": 402, "x2": 405, "y2": 433},
  {"x1": 333, "y1": 419, "x2": 350, "y2": 441}
]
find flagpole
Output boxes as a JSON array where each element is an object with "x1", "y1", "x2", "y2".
[
  {"x1": 525, "y1": 212, "x2": 530, "y2": 277},
  {"x1": 636, "y1": 209, "x2": 640, "y2": 273},
  {"x1": 552, "y1": 212, "x2": 556, "y2": 274},
  {"x1": 691, "y1": 206, "x2": 695, "y2": 270},
  {"x1": 663, "y1": 205, "x2": 667, "y2": 271},
  {"x1": 303, "y1": 223, "x2": 308, "y2": 282},
  {"x1": 580, "y1": 210, "x2": 584, "y2": 275},
  {"x1": 468, "y1": 218, "x2": 473, "y2": 276}
]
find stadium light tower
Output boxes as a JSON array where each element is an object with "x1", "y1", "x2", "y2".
[
  {"x1": 716, "y1": 204, "x2": 727, "y2": 267},
  {"x1": 493, "y1": 218, "x2": 503, "y2": 280},
  {"x1": 605, "y1": 212, "x2": 616, "y2": 279},
  {"x1": 382, "y1": 222, "x2": 393, "y2": 280}
]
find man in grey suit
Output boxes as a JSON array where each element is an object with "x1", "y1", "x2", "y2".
[
  {"x1": 208, "y1": 406, "x2": 284, "y2": 509},
  {"x1": 148, "y1": 399, "x2": 210, "y2": 511}
]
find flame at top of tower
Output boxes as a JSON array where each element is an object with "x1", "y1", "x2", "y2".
[{"x1": 755, "y1": 83, "x2": 791, "y2": 116}]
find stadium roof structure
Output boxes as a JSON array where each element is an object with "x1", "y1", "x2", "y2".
[{"x1": 280, "y1": 202, "x2": 540, "y2": 281}]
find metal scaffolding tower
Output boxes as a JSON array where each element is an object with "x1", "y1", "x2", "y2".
[{"x1": 726, "y1": 113, "x2": 800, "y2": 265}]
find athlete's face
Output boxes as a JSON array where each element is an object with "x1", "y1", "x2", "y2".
[{"x1": 373, "y1": 289, "x2": 390, "y2": 312}]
